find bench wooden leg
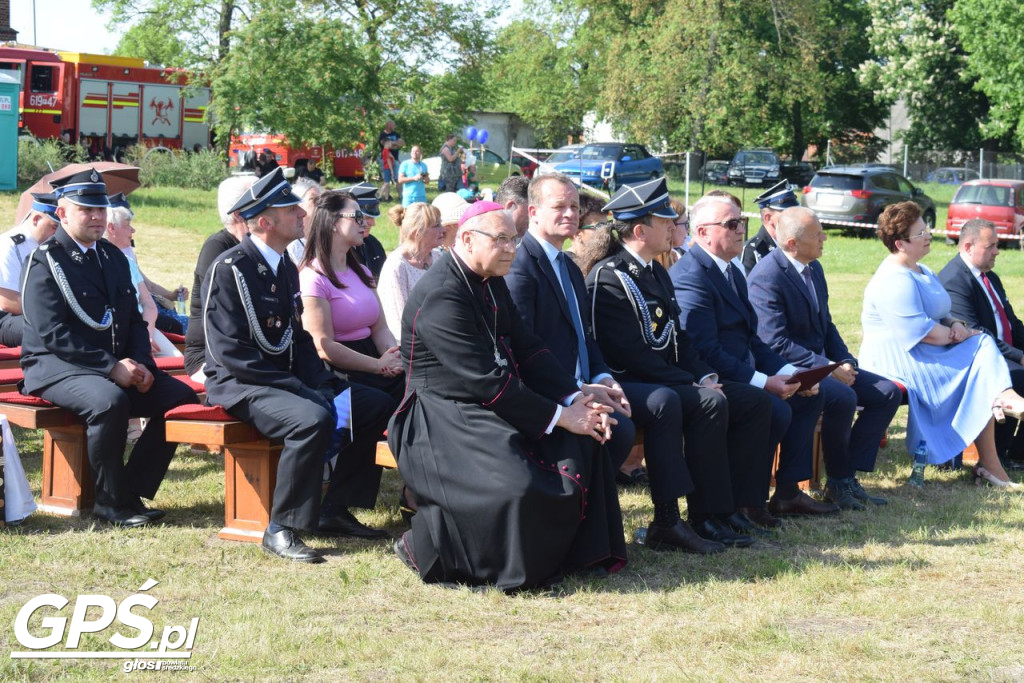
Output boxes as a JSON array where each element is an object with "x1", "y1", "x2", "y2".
[
  {"x1": 39, "y1": 424, "x2": 94, "y2": 516},
  {"x1": 770, "y1": 417, "x2": 824, "y2": 492},
  {"x1": 219, "y1": 441, "x2": 281, "y2": 543}
]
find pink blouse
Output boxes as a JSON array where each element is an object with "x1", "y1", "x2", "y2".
[{"x1": 299, "y1": 260, "x2": 380, "y2": 342}]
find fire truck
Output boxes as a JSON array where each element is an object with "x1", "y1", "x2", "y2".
[
  {"x1": 0, "y1": 45, "x2": 211, "y2": 154},
  {"x1": 229, "y1": 132, "x2": 366, "y2": 181}
]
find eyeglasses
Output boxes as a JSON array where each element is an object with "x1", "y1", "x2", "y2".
[
  {"x1": 674, "y1": 220, "x2": 690, "y2": 230},
  {"x1": 902, "y1": 229, "x2": 932, "y2": 241},
  {"x1": 698, "y1": 218, "x2": 745, "y2": 231},
  {"x1": 579, "y1": 222, "x2": 608, "y2": 231},
  {"x1": 468, "y1": 229, "x2": 521, "y2": 249},
  {"x1": 338, "y1": 210, "x2": 366, "y2": 226}
]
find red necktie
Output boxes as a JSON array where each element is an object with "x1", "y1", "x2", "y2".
[{"x1": 981, "y1": 272, "x2": 1012, "y2": 344}]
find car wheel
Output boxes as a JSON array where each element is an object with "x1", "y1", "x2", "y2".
[
  {"x1": 922, "y1": 210, "x2": 936, "y2": 231},
  {"x1": 608, "y1": 176, "x2": 618, "y2": 192}
]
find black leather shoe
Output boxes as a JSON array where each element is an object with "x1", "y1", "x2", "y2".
[
  {"x1": 127, "y1": 498, "x2": 166, "y2": 522},
  {"x1": 318, "y1": 508, "x2": 388, "y2": 538},
  {"x1": 645, "y1": 520, "x2": 725, "y2": 554},
  {"x1": 850, "y1": 478, "x2": 888, "y2": 506},
  {"x1": 394, "y1": 532, "x2": 418, "y2": 573},
  {"x1": 92, "y1": 504, "x2": 151, "y2": 528},
  {"x1": 262, "y1": 528, "x2": 325, "y2": 564},
  {"x1": 723, "y1": 511, "x2": 769, "y2": 536},
  {"x1": 768, "y1": 491, "x2": 840, "y2": 516},
  {"x1": 737, "y1": 506, "x2": 783, "y2": 529},
  {"x1": 615, "y1": 467, "x2": 649, "y2": 487},
  {"x1": 690, "y1": 516, "x2": 755, "y2": 548},
  {"x1": 823, "y1": 479, "x2": 867, "y2": 511}
]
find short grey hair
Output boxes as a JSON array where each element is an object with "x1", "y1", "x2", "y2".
[
  {"x1": 960, "y1": 218, "x2": 997, "y2": 245},
  {"x1": 292, "y1": 176, "x2": 321, "y2": 200},
  {"x1": 690, "y1": 194, "x2": 739, "y2": 227},
  {"x1": 217, "y1": 175, "x2": 256, "y2": 229},
  {"x1": 106, "y1": 206, "x2": 133, "y2": 227},
  {"x1": 775, "y1": 207, "x2": 817, "y2": 246}
]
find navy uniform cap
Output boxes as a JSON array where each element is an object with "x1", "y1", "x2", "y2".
[
  {"x1": 108, "y1": 192, "x2": 133, "y2": 216},
  {"x1": 49, "y1": 168, "x2": 110, "y2": 208},
  {"x1": 754, "y1": 180, "x2": 799, "y2": 211},
  {"x1": 339, "y1": 181, "x2": 381, "y2": 218},
  {"x1": 602, "y1": 176, "x2": 678, "y2": 221},
  {"x1": 30, "y1": 192, "x2": 59, "y2": 222},
  {"x1": 228, "y1": 167, "x2": 301, "y2": 219}
]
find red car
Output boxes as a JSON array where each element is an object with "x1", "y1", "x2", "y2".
[
  {"x1": 945, "y1": 179, "x2": 1024, "y2": 245},
  {"x1": 511, "y1": 153, "x2": 538, "y2": 178}
]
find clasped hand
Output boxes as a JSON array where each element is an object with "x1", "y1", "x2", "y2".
[
  {"x1": 559, "y1": 393, "x2": 617, "y2": 443},
  {"x1": 110, "y1": 358, "x2": 154, "y2": 393},
  {"x1": 580, "y1": 380, "x2": 631, "y2": 417}
]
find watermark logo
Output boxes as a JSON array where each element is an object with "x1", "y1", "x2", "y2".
[{"x1": 10, "y1": 578, "x2": 199, "y2": 666}]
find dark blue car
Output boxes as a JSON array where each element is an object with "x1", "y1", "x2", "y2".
[{"x1": 554, "y1": 143, "x2": 664, "y2": 191}]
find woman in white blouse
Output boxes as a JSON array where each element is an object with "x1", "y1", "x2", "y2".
[{"x1": 378, "y1": 202, "x2": 444, "y2": 339}]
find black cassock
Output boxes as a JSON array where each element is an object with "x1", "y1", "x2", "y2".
[{"x1": 389, "y1": 251, "x2": 627, "y2": 591}]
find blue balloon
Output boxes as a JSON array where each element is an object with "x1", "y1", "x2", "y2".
[
  {"x1": 465, "y1": 127, "x2": 477, "y2": 141},
  {"x1": 478, "y1": 130, "x2": 489, "y2": 145}
]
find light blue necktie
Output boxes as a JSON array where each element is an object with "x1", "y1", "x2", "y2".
[{"x1": 556, "y1": 252, "x2": 589, "y2": 382}]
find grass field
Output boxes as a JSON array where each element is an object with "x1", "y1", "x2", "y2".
[{"x1": 3, "y1": 186, "x2": 1024, "y2": 681}]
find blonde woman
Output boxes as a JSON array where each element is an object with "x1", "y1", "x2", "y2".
[{"x1": 379, "y1": 203, "x2": 444, "y2": 339}]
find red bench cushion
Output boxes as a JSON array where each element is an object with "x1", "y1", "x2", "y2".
[
  {"x1": 155, "y1": 356, "x2": 185, "y2": 371},
  {"x1": 0, "y1": 367, "x2": 23, "y2": 384},
  {"x1": 163, "y1": 332, "x2": 185, "y2": 344},
  {"x1": 0, "y1": 391, "x2": 52, "y2": 407},
  {"x1": 165, "y1": 404, "x2": 235, "y2": 421},
  {"x1": 0, "y1": 346, "x2": 21, "y2": 361}
]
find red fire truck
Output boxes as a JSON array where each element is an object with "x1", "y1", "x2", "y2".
[
  {"x1": 0, "y1": 46, "x2": 211, "y2": 153},
  {"x1": 229, "y1": 132, "x2": 366, "y2": 181}
]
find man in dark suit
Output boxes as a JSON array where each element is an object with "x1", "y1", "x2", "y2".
[
  {"x1": 586, "y1": 177, "x2": 777, "y2": 547},
  {"x1": 748, "y1": 207, "x2": 900, "y2": 508},
  {"x1": 202, "y1": 168, "x2": 382, "y2": 563},
  {"x1": 672, "y1": 193, "x2": 837, "y2": 518},
  {"x1": 21, "y1": 169, "x2": 199, "y2": 527},
  {"x1": 939, "y1": 218, "x2": 1024, "y2": 462},
  {"x1": 739, "y1": 181, "x2": 799, "y2": 274},
  {"x1": 506, "y1": 174, "x2": 727, "y2": 553}
]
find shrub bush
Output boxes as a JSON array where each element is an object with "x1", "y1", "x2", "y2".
[
  {"x1": 123, "y1": 145, "x2": 230, "y2": 190},
  {"x1": 17, "y1": 137, "x2": 85, "y2": 185}
]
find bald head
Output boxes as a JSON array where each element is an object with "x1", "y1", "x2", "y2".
[{"x1": 776, "y1": 207, "x2": 826, "y2": 264}]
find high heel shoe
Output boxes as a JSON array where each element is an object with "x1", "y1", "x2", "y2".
[{"x1": 973, "y1": 465, "x2": 1024, "y2": 490}]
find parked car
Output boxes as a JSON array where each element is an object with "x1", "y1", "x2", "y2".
[
  {"x1": 702, "y1": 160, "x2": 729, "y2": 184},
  {"x1": 510, "y1": 153, "x2": 539, "y2": 178},
  {"x1": 780, "y1": 161, "x2": 815, "y2": 187},
  {"x1": 553, "y1": 142, "x2": 664, "y2": 191},
  {"x1": 945, "y1": 179, "x2": 1024, "y2": 245},
  {"x1": 802, "y1": 165, "x2": 937, "y2": 232},
  {"x1": 926, "y1": 167, "x2": 981, "y2": 185},
  {"x1": 727, "y1": 149, "x2": 781, "y2": 187},
  {"x1": 422, "y1": 148, "x2": 523, "y2": 186}
]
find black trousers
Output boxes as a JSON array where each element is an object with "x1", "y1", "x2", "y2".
[
  {"x1": 768, "y1": 389, "x2": 826, "y2": 486},
  {"x1": 819, "y1": 371, "x2": 901, "y2": 478},
  {"x1": 37, "y1": 371, "x2": 199, "y2": 508},
  {"x1": 999, "y1": 361, "x2": 1024, "y2": 460},
  {"x1": 228, "y1": 384, "x2": 334, "y2": 531},
  {"x1": 0, "y1": 313, "x2": 24, "y2": 347},
  {"x1": 322, "y1": 382, "x2": 398, "y2": 512}
]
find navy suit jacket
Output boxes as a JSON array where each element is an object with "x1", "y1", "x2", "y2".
[
  {"x1": 746, "y1": 247, "x2": 853, "y2": 368},
  {"x1": 671, "y1": 243, "x2": 788, "y2": 383},
  {"x1": 938, "y1": 254, "x2": 1024, "y2": 364},
  {"x1": 506, "y1": 231, "x2": 612, "y2": 381}
]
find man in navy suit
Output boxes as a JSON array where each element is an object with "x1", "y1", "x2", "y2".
[
  {"x1": 747, "y1": 207, "x2": 900, "y2": 508},
  {"x1": 506, "y1": 174, "x2": 727, "y2": 553},
  {"x1": 672, "y1": 194, "x2": 837, "y2": 518},
  {"x1": 939, "y1": 218, "x2": 1024, "y2": 463}
]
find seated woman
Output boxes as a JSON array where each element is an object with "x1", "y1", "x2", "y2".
[
  {"x1": 299, "y1": 190, "x2": 405, "y2": 533},
  {"x1": 652, "y1": 198, "x2": 689, "y2": 270},
  {"x1": 379, "y1": 203, "x2": 444, "y2": 339},
  {"x1": 860, "y1": 201, "x2": 1024, "y2": 488}
]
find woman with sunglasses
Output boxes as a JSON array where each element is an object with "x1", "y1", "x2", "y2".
[
  {"x1": 379, "y1": 202, "x2": 444, "y2": 339},
  {"x1": 860, "y1": 201, "x2": 1024, "y2": 488}
]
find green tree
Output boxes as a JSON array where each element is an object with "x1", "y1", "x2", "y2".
[{"x1": 951, "y1": 0, "x2": 1024, "y2": 149}]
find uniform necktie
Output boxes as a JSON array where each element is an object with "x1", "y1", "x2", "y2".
[
  {"x1": 801, "y1": 266, "x2": 819, "y2": 311},
  {"x1": 981, "y1": 271, "x2": 1012, "y2": 344},
  {"x1": 556, "y1": 252, "x2": 589, "y2": 382}
]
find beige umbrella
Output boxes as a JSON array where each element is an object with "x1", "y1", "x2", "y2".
[{"x1": 15, "y1": 163, "x2": 141, "y2": 225}]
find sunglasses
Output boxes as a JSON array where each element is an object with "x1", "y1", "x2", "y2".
[
  {"x1": 338, "y1": 210, "x2": 366, "y2": 226},
  {"x1": 698, "y1": 218, "x2": 745, "y2": 231}
]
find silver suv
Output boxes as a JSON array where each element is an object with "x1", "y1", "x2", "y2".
[{"x1": 803, "y1": 166, "x2": 937, "y2": 232}]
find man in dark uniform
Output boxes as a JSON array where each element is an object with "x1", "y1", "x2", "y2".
[
  {"x1": 21, "y1": 169, "x2": 199, "y2": 527},
  {"x1": 939, "y1": 218, "x2": 1024, "y2": 464},
  {"x1": 202, "y1": 168, "x2": 388, "y2": 563},
  {"x1": 739, "y1": 181, "x2": 799, "y2": 274},
  {"x1": 588, "y1": 177, "x2": 775, "y2": 543},
  {"x1": 340, "y1": 182, "x2": 387, "y2": 278},
  {"x1": 0, "y1": 193, "x2": 60, "y2": 346},
  {"x1": 390, "y1": 201, "x2": 627, "y2": 591}
]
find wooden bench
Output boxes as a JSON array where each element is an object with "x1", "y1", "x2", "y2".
[{"x1": 0, "y1": 346, "x2": 21, "y2": 370}]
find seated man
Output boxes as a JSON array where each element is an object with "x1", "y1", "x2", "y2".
[
  {"x1": 390, "y1": 201, "x2": 627, "y2": 591},
  {"x1": 0, "y1": 192, "x2": 60, "y2": 346},
  {"x1": 739, "y1": 181, "x2": 798, "y2": 273},
  {"x1": 587, "y1": 177, "x2": 774, "y2": 543},
  {"x1": 21, "y1": 169, "x2": 199, "y2": 527},
  {"x1": 747, "y1": 207, "x2": 899, "y2": 508},
  {"x1": 202, "y1": 168, "x2": 391, "y2": 564},
  {"x1": 672, "y1": 193, "x2": 836, "y2": 519},
  {"x1": 939, "y1": 218, "x2": 1024, "y2": 463}
]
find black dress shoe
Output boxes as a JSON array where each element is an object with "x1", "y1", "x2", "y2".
[
  {"x1": 768, "y1": 491, "x2": 840, "y2": 516},
  {"x1": 737, "y1": 506, "x2": 784, "y2": 529},
  {"x1": 262, "y1": 528, "x2": 325, "y2": 564},
  {"x1": 823, "y1": 479, "x2": 866, "y2": 511},
  {"x1": 690, "y1": 516, "x2": 755, "y2": 548},
  {"x1": 645, "y1": 520, "x2": 725, "y2": 554},
  {"x1": 92, "y1": 504, "x2": 151, "y2": 528},
  {"x1": 318, "y1": 508, "x2": 388, "y2": 538},
  {"x1": 394, "y1": 532, "x2": 419, "y2": 573},
  {"x1": 127, "y1": 498, "x2": 166, "y2": 522},
  {"x1": 723, "y1": 511, "x2": 769, "y2": 536},
  {"x1": 850, "y1": 478, "x2": 888, "y2": 506},
  {"x1": 615, "y1": 467, "x2": 649, "y2": 487}
]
